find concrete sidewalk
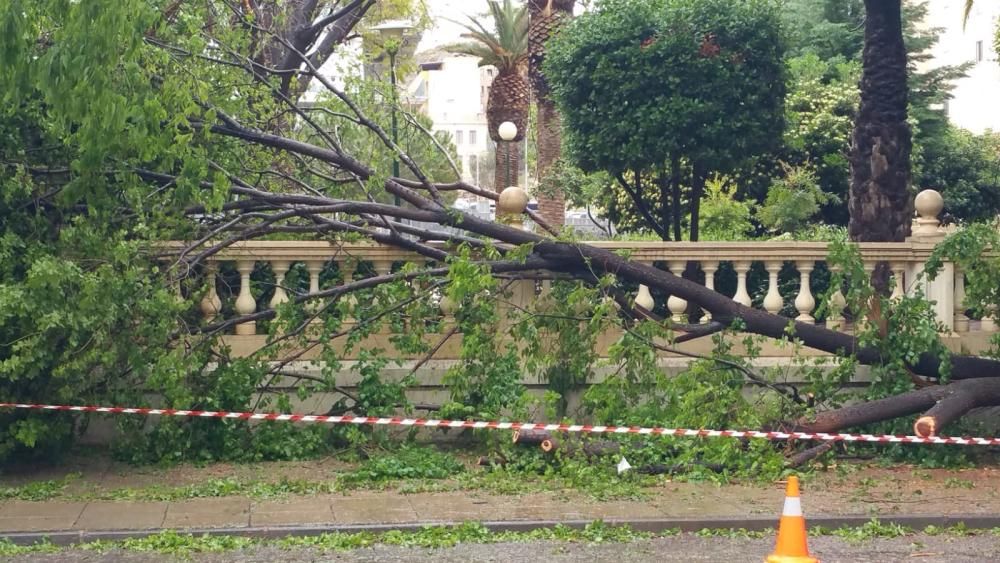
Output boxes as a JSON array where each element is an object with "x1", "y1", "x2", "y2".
[{"x1": 5, "y1": 481, "x2": 1000, "y2": 544}]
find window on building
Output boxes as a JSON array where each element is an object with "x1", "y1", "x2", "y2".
[
  {"x1": 455, "y1": 130, "x2": 464, "y2": 144},
  {"x1": 469, "y1": 130, "x2": 477, "y2": 145},
  {"x1": 976, "y1": 40, "x2": 984, "y2": 62}
]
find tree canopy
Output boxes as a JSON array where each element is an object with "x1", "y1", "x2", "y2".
[{"x1": 544, "y1": 0, "x2": 787, "y2": 240}]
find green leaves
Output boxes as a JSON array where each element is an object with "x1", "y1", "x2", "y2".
[{"x1": 547, "y1": 0, "x2": 787, "y2": 175}]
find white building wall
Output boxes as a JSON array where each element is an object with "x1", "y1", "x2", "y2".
[
  {"x1": 920, "y1": 1, "x2": 1000, "y2": 133},
  {"x1": 409, "y1": 53, "x2": 492, "y2": 184}
]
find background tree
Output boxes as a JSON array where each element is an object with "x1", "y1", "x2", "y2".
[
  {"x1": 447, "y1": 0, "x2": 529, "y2": 192},
  {"x1": 783, "y1": 0, "x2": 863, "y2": 62},
  {"x1": 528, "y1": 0, "x2": 576, "y2": 226},
  {"x1": 545, "y1": 0, "x2": 787, "y2": 241}
]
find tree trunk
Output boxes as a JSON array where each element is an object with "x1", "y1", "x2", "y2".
[
  {"x1": 529, "y1": 1, "x2": 576, "y2": 227},
  {"x1": 849, "y1": 0, "x2": 913, "y2": 244},
  {"x1": 670, "y1": 153, "x2": 682, "y2": 241},
  {"x1": 512, "y1": 428, "x2": 551, "y2": 445},
  {"x1": 656, "y1": 170, "x2": 672, "y2": 241},
  {"x1": 794, "y1": 378, "x2": 1000, "y2": 436},
  {"x1": 689, "y1": 169, "x2": 705, "y2": 242},
  {"x1": 494, "y1": 141, "x2": 521, "y2": 193},
  {"x1": 536, "y1": 99, "x2": 565, "y2": 225}
]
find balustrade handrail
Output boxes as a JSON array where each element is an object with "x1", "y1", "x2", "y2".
[
  {"x1": 161, "y1": 238, "x2": 940, "y2": 263},
  {"x1": 162, "y1": 188, "x2": 995, "y2": 350}
]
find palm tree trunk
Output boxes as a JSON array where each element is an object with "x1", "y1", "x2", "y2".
[
  {"x1": 529, "y1": 0, "x2": 576, "y2": 227},
  {"x1": 849, "y1": 0, "x2": 913, "y2": 244},
  {"x1": 535, "y1": 98, "x2": 564, "y2": 225},
  {"x1": 493, "y1": 141, "x2": 521, "y2": 192}
]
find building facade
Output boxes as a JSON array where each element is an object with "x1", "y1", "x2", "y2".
[
  {"x1": 921, "y1": 1, "x2": 1000, "y2": 133},
  {"x1": 406, "y1": 49, "x2": 494, "y2": 186}
]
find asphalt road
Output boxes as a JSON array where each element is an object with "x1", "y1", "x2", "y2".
[{"x1": 13, "y1": 534, "x2": 1000, "y2": 562}]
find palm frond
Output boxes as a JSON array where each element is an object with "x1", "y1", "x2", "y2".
[
  {"x1": 444, "y1": 0, "x2": 527, "y2": 72},
  {"x1": 963, "y1": 0, "x2": 974, "y2": 29}
]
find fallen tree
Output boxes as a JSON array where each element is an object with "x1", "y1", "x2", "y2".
[{"x1": 4, "y1": 0, "x2": 1000, "y2": 465}]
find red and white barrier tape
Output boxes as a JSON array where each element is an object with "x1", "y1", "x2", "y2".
[{"x1": 2, "y1": 402, "x2": 998, "y2": 446}]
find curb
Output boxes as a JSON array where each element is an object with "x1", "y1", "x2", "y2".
[{"x1": 4, "y1": 514, "x2": 1000, "y2": 546}]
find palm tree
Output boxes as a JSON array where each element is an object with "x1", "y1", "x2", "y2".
[
  {"x1": 528, "y1": 0, "x2": 576, "y2": 226},
  {"x1": 848, "y1": 0, "x2": 912, "y2": 291},
  {"x1": 447, "y1": 0, "x2": 529, "y2": 193}
]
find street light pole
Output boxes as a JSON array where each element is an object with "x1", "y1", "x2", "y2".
[
  {"x1": 373, "y1": 21, "x2": 413, "y2": 207},
  {"x1": 506, "y1": 139, "x2": 511, "y2": 189},
  {"x1": 389, "y1": 48, "x2": 400, "y2": 207},
  {"x1": 498, "y1": 121, "x2": 517, "y2": 190}
]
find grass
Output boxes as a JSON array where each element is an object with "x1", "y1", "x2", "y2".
[
  {"x1": 0, "y1": 454, "x2": 661, "y2": 503},
  {"x1": 5, "y1": 520, "x2": 1000, "y2": 558},
  {"x1": 0, "y1": 473, "x2": 82, "y2": 501},
  {"x1": 0, "y1": 521, "x2": 654, "y2": 557}
]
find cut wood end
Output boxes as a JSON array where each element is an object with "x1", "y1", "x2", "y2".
[
  {"x1": 512, "y1": 430, "x2": 520, "y2": 443},
  {"x1": 914, "y1": 416, "x2": 936, "y2": 438},
  {"x1": 540, "y1": 439, "x2": 555, "y2": 452}
]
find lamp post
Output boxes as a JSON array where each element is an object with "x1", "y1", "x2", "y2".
[
  {"x1": 498, "y1": 121, "x2": 517, "y2": 189},
  {"x1": 373, "y1": 21, "x2": 413, "y2": 207}
]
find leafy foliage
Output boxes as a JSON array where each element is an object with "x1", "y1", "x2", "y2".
[
  {"x1": 445, "y1": 0, "x2": 529, "y2": 72},
  {"x1": 758, "y1": 165, "x2": 832, "y2": 234},
  {"x1": 545, "y1": 0, "x2": 787, "y2": 239}
]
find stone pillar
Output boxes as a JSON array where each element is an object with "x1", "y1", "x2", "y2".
[{"x1": 905, "y1": 189, "x2": 953, "y2": 332}]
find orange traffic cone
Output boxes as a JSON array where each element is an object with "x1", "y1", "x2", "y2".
[{"x1": 766, "y1": 475, "x2": 818, "y2": 563}]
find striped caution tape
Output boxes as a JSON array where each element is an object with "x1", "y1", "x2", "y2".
[{"x1": 1, "y1": 402, "x2": 998, "y2": 446}]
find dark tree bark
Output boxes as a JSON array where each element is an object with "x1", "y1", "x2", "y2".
[
  {"x1": 494, "y1": 141, "x2": 521, "y2": 193},
  {"x1": 794, "y1": 378, "x2": 1000, "y2": 436},
  {"x1": 670, "y1": 153, "x2": 682, "y2": 242},
  {"x1": 529, "y1": 0, "x2": 576, "y2": 227},
  {"x1": 535, "y1": 100, "x2": 565, "y2": 226},
  {"x1": 512, "y1": 428, "x2": 551, "y2": 445},
  {"x1": 849, "y1": 0, "x2": 913, "y2": 244},
  {"x1": 688, "y1": 168, "x2": 705, "y2": 242}
]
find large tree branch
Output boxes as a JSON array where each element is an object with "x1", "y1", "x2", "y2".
[{"x1": 614, "y1": 171, "x2": 668, "y2": 240}]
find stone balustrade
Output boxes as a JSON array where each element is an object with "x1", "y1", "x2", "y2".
[{"x1": 168, "y1": 190, "x2": 993, "y2": 357}]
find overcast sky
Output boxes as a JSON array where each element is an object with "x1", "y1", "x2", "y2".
[{"x1": 419, "y1": 0, "x2": 494, "y2": 51}]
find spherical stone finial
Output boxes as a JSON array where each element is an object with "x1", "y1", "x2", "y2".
[
  {"x1": 498, "y1": 186, "x2": 529, "y2": 216},
  {"x1": 915, "y1": 189, "x2": 944, "y2": 220}
]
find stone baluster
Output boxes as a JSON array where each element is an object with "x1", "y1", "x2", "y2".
[
  {"x1": 635, "y1": 284, "x2": 654, "y2": 311},
  {"x1": 666, "y1": 261, "x2": 688, "y2": 323},
  {"x1": 200, "y1": 262, "x2": 222, "y2": 322},
  {"x1": 954, "y1": 267, "x2": 969, "y2": 333},
  {"x1": 340, "y1": 260, "x2": 358, "y2": 323},
  {"x1": 826, "y1": 266, "x2": 846, "y2": 331},
  {"x1": 700, "y1": 261, "x2": 718, "y2": 324},
  {"x1": 234, "y1": 260, "x2": 257, "y2": 335},
  {"x1": 634, "y1": 262, "x2": 655, "y2": 312},
  {"x1": 439, "y1": 290, "x2": 457, "y2": 325},
  {"x1": 733, "y1": 261, "x2": 752, "y2": 307},
  {"x1": 858, "y1": 261, "x2": 877, "y2": 332},
  {"x1": 371, "y1": 260, "x2": 393, "y2": 277},
  {"x1": 890, "y1": 262, "x2": 906, "y2": 302},
  {"x1": 305, "y1": 260, "x2": 323, "y2": 323},
  {"x1": 794, "y1": 261, "x2": 815, "y2": 323},
  {"x1": 763, "y1": 261, "x2": 784, "y2": 315},
  {"x1": 538, "y1": 278, "x2": 554, "y2": 311},
  {"x1": 269, "y1": 260, "x2": 290, "y2": 308},
  {"x1": 172, "y1": 274, "x2": 185, "y2": 304}
]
